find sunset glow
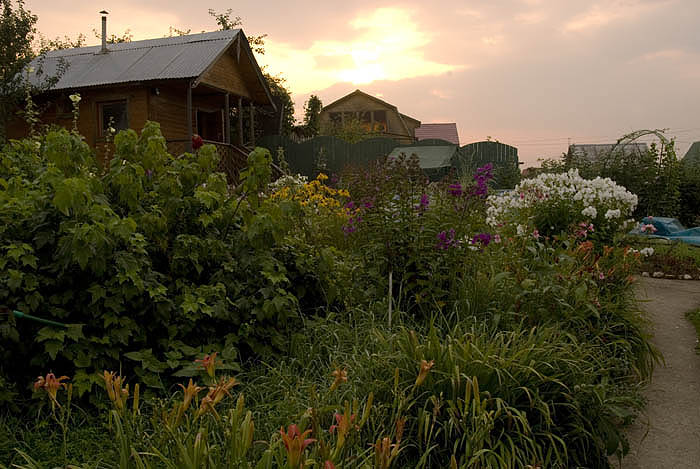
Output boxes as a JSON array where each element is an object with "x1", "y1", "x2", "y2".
[
  {"x1": 27, "y1": 0, "x2": 700, "y2": 164},
  {"x1": 260, "y1": 8, "x2": 458, "y2": 94}
]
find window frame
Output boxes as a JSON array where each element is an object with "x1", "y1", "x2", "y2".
[{"x1": 97, "y1": 99, "x2": 129, "y2": 138}]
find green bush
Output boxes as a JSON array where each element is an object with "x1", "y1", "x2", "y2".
[{"x1": 0, "y1": 123, "x2": 346, "y2": 396}]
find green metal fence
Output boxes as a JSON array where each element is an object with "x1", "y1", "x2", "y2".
[{"x1": 257, "y1": 135, "x2": 519, "y2": 178}]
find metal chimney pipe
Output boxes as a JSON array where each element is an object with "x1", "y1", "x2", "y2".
[{"x1": 100, "y1": 10, "x2": 109, "y2": 53}]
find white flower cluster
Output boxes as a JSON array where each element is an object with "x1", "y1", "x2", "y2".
[
  {"x1": 640, "y1": 247, "x2": 654, "y2": 257},
  {"x1": 582, "y1": 206, "x2": 597, "y2": 218},
  {"x1": 269, "y1": 174, "x2": 308, "y2": 191},
  {"x1": 630, "y1": 247, "x2": 655, "y2": 257},
  {"x1": 486, "y1": 169, "x2": 638, "y2": 235},
  {"x1": 605, "y1": 209, "x2": 621, "y2": 220}
]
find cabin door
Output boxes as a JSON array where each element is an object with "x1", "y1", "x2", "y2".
[{"x1": 196, "y1": 109, "x2": 224, "y2": 142}]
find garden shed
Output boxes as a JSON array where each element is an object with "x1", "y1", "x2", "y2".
[
  {"x1": 8, "y1": 26, "x2": 275, "y2": 165},
  {"x1": 388, "y1": 144, "x2": 458, "y2": 180}
]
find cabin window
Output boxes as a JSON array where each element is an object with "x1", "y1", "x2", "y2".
[
  {"x1": 358, "y1": 111, "x2": 372, "y2": 132},
  {"x1": 372, "y1": 110, "x2": 387, "y2": 132},
  {"x1": 329, "y1": 112, "x2": 342, "y2": 126},
  {"x1": 98, "y1": 100, "x2": 128, "y2": 136}
]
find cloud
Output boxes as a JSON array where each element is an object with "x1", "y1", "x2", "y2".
[
  {"x1": 563, "y1": 0, "x2": 666, "y2": 32},
  {"x1": 259, "y1": 7, "x2": 460, "y2": 94}
]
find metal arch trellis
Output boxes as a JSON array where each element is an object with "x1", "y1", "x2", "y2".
[{"x1": 610, "y1": 128, "x2": 674, "y2": 165}]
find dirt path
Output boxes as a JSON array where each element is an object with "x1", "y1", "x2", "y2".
[{"x1": 617, "y1": 277, "x2": 700, "y2": 468}]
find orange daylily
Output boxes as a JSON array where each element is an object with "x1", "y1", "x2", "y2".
[
  {"x1": 33, "y1": 373, "x2": 69, "y2": 407},
  {"x1": 194, "y1": 352, "x2": 220, "y2": 379},
  {"x1": 372, "y1": 436, "x2": 400, "y2": 469},
  {"x1": 329, "y1": 367, "x2": 347, "y2": 392},
  {"x1": 178, "y1": 378, "x2": 204, "y2": 413},
  {"x1": 280, "y1": 424, "x2": 316, "y2": 469},
  {"x1": 196, "y1": 376, "x2": 238, "y2": 420},
  {"x1": 415, "y1": 359, "x2": 435, "y2": 387},
  {"x1": 102, "y1": 371, "x2": 129, "y2": 413}
]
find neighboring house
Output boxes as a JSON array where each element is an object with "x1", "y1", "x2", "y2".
[
  {"x1": 568, "y1": 143, "x2": 648, "y2": 162},
  {"x1": 415, "y1": 123, "x2": 460, "y2": 145},
  {"x1": 9, "y1": 24, "x2": 275, "y2": 164},
  {"x1": 682, "y1": 141, "x2": 700, "y2": 167},
  {"x1": 319, "y1": 89, "x2": 420, "y2": 144}
]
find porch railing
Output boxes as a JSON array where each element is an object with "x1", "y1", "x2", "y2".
[{"x1": 166, "y1": 139, "x2": 282, "y2": 185}]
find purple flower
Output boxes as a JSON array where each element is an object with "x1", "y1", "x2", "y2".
[
  {"x1": 345, "y1": 201, "x2": 356, "y2": 210},
  {"x1": 436, "y1": 229, "x2": 457, "y2": 250},
  {"x1": 448, "y1": 183, "x2": 463, "y2": 196},
  {"x1": 416, "y1": 193, "x2": 429, "y2": 211},
  {"x1": 362, "y1": 200, "x2": 374, "y2": 209},
  {"x1": 471, "y1": 232, "x2": 492, "y2": 247},
  {"x1": 342, "y1": 216, "x2": 362, "y2": 235}
]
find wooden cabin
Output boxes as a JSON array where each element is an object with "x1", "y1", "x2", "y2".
[
  {"x1": 8, "y1": 28, "x2": 275, "y2": 167},
  {"x1": 319, "y1": 89, "x2": 420, "y2": 145}
]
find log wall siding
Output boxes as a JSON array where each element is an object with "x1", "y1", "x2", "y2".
[
  {"x1": 200, "y1": 51, "x2": 252, "y2": 99},
  {"x1": 149, "y1": 83, "x2": 189, "y2": 142}
]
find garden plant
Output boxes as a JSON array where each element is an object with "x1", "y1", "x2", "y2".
[{"x1": 0, "y1": 120, "x2": 658, "y2": 468}]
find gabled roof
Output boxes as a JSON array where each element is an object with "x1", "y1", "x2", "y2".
[
  {"x1": 25, "y1": 29, "x2": 274, "y2": 107},
  {"x1": 322, "y1": 89, "x2": 420, "y2": 136},
  {"x1": 682, "y1": 141, "x2": 700, "y2": 167},
  {"x1": 415, "y1": 123, "x2": 460, "y2": 145}
]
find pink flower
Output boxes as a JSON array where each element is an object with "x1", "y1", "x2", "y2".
[
  {"x1": 532, "y1": 229, "x2": 540, "y2": 240},
  {"x1": 493, "y1": 234, "x2": 502, "y2": 243}
]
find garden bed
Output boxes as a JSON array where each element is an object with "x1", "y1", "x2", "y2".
[{"x1": 0, "y1": 127, "x2": 658, "y2": 469}]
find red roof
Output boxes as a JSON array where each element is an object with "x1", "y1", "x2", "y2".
[{"x1": 414, "y1": 123, "x2": 460, "y2": 145}]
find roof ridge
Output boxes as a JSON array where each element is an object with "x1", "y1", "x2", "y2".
[{"x1": 42, "y1": 30, "x2": 239, "y2": 58}]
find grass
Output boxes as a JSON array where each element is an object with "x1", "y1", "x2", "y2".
[{"x1": 685, "y1": 308, "x2": 700, "y2": 354}]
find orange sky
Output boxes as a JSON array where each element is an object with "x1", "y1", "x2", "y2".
[{"x1": 29, "y1": 0, "x2": 700, "y2": 165}]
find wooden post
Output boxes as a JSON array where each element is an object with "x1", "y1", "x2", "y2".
[
  {"x1": 186, "y1": 81, "x2": 193, "y2": 152},
  {"x1": 224, "y1": 93, "x2": 230, "y2": 144},
  {"x1": 249, "y1": 102, "x2": 255, "y2": 146},
  {"x1": 237, "y1": 96, "x2": 243, "y2": 145}
]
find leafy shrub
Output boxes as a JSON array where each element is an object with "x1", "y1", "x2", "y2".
[{"x1": 0, "y1": 123, "x2": 347, "y2": 395}]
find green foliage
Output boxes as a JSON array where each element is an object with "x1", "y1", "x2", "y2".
[
  {"x1": 264, "y1": 73, "x2": 295, "y2": 136},
  {"x1": 0, "y1": 123, "x2": 340, "y2": 396},
  {"x1": 323, "y1": 117, "x2": 379, "y2": 144},
  {"x1": 301, "y1": 95, "x2": 323, "y2": 137},
  {"x1": 563, "y1": 131, "x2": 682, "y2": 219},
  {"x1": 1, "y1": 125, "x2": 659, "y2": 469},
  {"x1": 678, "y1": 164, "x2": 700, "y2": 226},
  {"x1": 686, "y1": 308, "x2": 700, "y2": 354},
  {"x1": 0, "y1": 0, "x2": 37, "y2": 142},
  {"x1": 208, "y1": 8, "x2": 267, "y2": 55}
]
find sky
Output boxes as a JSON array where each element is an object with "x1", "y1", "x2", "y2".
[{"x1": 29, "y1": 0, "x2": 700, "y2": 166}]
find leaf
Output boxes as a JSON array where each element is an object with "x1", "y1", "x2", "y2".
[{"x1": 44, "y1": 341, "x2": 62, "y2": 360}]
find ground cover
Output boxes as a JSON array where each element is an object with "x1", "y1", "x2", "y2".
[
  {"x1": 627, "y1": 238, "x2": 700, "y2": 278},
  {"x1": 0, "y1": 123, "x2": 658, "y2": 468}
]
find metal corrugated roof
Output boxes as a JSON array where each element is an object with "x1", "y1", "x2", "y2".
[
  {"x1": 415, "y1": 123, "x2": 460, "y2": 145},
  {"x1": 388, "y1": 145, "x2": 458, "y2": 169},
  {"x1": 27, "y1": 29, "x2": 240, "y2": 90}
]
